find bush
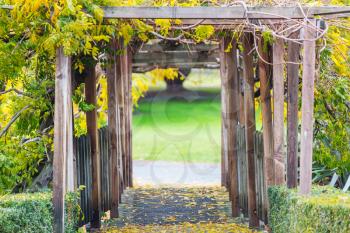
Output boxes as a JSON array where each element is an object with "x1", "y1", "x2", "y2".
[
  {"x1": 0, "y1": 191, "x2": 81, "y2": 233},
  {"x1": 268, "y1": 186, "x2": 350, "y2": 233}
]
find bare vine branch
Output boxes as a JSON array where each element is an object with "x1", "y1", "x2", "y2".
[
  {"x1": 0, "y1": 105, "x2": 30, "y2": 137},
  {"x1": 0, "y1": 88, "x2": 32, "y2": 97}
]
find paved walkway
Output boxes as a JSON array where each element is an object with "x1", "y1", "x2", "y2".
[
  {"x1": 133, "y1": 160, "x2": 221, "y2": 185},
  {"x1": 102, "y1": 186, "x2": 255, "y2": 232}
]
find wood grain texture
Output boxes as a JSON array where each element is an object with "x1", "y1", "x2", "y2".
[
  {"x1": 116, "y1": 39, "x2": 126, "y2": 193},
  {"x1": 127, "y1": 47, "x2": 133, "y2": 187},
  {"x1": 53, "y1": 47, "x2": 72, "y2": 233},
  {"x1": 242, "y1": 34, "x2": 259, "y2": 227},
  {"x1": 272, "y1": 38, "x2": 286, "y2": 186},
  {"x1": 107, "y1": 38, "x2": 120, "y2": 218},
  {"x1": 257, "y1": 38, "x2": 273, "y2": 223},
  {"x1": 258, "y1": 38, "x2": 275, "y2": 189},
  {"x1": 300, "y1": 20, "x2": 317, "y2": 195},
  {"x1": 220, "y1": 40, "x2": 228, "y2": 188},
  {"x1": 119, "y1": 43, "x2": 128, "y2": 192},
  {"x1": 85, "y1": 63, "x2": 101, "y2": 228},
  {"x1": 103, "y1": 6, "x2": 350, "y2": 19},
  {"x1": 220, "y1": 36, "x2": 240, "y2": 217},
  {"x1": 287, "y1": 32, "x2": 300, "y2": 189}
]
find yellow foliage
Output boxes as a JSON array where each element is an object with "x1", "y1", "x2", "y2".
[
  {"x1": 103, "y1": 223, "x2": 257, "y2": 233},
  {"x1": 149, "y1": 68, "x2": 179, "y2": 81},
  {"x1": 155, "y1": 19, "x2": 171, "y2": 36}
]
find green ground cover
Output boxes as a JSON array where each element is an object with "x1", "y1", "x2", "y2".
[
  {"x1": 133, "y1": 98, "x2": 222, "y2": 163},
  {"x1": 132, "y1": 69, "x2": 262, "y2": 163}
]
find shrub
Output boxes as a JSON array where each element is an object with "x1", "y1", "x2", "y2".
[
  {"x1": 0, "y1": 191, "x2": 80, "y2": 233},
  {"x1": 268, "y1": 186, "x2": 350, "y2": 233}
]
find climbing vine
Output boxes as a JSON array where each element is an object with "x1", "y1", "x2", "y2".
[{"x1": 0, "y1": 0, "x2": 349, "y2": 192}]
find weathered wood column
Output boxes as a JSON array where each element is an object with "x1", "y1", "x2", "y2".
[
  {"x1": 272, "y1": 38, "x2": 286, "y2": 185},
  {"x1": 300, "y1": 20, "x2": 317, "y2": 195},
  {"x1": 220, "y1": 36, "x2": 240, "y2": 217},
  {"x1": 107, "y1": 38, "x2": 120, "y2": 218},
  {"x1": 66, "y1": 88, "x2": 75, "y2": 192},
  {"x1": 220, "y1": 39, "x2": 229, "y2": 188},
  {"x1": 116, "y1": 39, "x2": 127, "y2": 193},
  {"x1": 257, "y1": 38, "x2": 273, "y2": 223},
  {"x1": 258, "y1": 39, "x2": 275, "y2": 189},
  {"x1": 237, "y1": 50, "x2": 245, "y2": 126},
  {"x1": 121, "y1": 45, "x2": 131, "y2": 188},
  {"x1": 85, "y1": 62, "x2": 101, "y2": 228},
  {"x1": 118, "y1": 43, "x2": 128, "y2": 192},
  {"x1": 53, "y1": 47, "x2": 73, "y2": 233},
  {"x1": 242, "y1": 34, "x2": 259, "y2": 227},
  {"x1": 287, "y1": 32, "x2": 300, "y2": 189},
  {"x1": 127, "y1": 48, "x2": 133, "y2": 187}
]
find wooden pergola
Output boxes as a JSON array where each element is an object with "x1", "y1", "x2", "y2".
[{"x1": 51, "y1": 5, "x2": 350, "y2": 232}]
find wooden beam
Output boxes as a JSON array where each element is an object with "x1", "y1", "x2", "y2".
[
  {"x1": 2, "y1": 5, "x2": 350, "y2": 19},
  {"x1": 300, "y1": 20, "x2": 317, "y2": 195},
  {"x1": 132, "y1": 62, "x2": 219, "y2": 72},
  {"x1": 242, "y1": 34, "x2": 259, "y2": 227},
  {"x1": 103, "y1": 6, "x2": 350, "y2": 19},
  {"x1": 133, "y1": 51, "x2": 219, "y2": 65},
  {"x1": 53, "y1": 47, "x2": 72, "y2": 233},
  {"x1": 272, "y1": 38, "x2": 286, "y2": 186},
  {"x1": 287, "y1": 32, "x2": 300, "y2": 189},
  {"x1": 139, "y1": 43, "x2": 219, "y2": 53},
  {"x1": 85, "y1": 63, "x2": 101, "y2": 228},
  {"x1": 107, "y1": 38, "x2": 120, "y2": 218},
  {"x1": 220, "y1": 36, "x2": 240, "y2": 217}
]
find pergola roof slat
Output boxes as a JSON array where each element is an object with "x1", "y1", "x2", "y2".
[{"x1": 103, "y1": 6, "x2": 350, "y2": 19}]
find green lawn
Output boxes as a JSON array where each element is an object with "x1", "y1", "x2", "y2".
[
  {"x1": 132, "y1": 98, "x2": 222, "y2": 163},
  {"x1": 132, "y1": 69, "x2": 262, "y2": 163}
]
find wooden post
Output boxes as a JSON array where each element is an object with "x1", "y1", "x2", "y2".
[
  {"x1": 220, "y1": 40, "x2": 229, "y2": 188},
  {"x1": 287, "y1": 32, "x2": 300, "y2": 189},
  {"x1": 220, "y1": 36, "x2": 240, "y2": 217},
  {"x1": 300, "y1": 20, "x2": 317, "y2": 195},
  {"x1": 53, "y1": 47, "x2": 72, "y2": 233},
  {"x1": 237, "y1": 50, "x2": 245, "y2": 126},
  {"x1": 66, "y1": 89, "x2": 75, "y2": 192},
  {"x1": 272, "y1": 38, "x2": 286, "y2": 185},
  {"x1": 121, "y1": 46, "x2": 131, "y2": 188},
  {"x1": 242, "y1": 34, "x2": 259, "y2": 227},
  {"x1": 85, "y1": 63, "x2": 101, "y2": 228},
  {"x1": 127, "y1": 48, "x2": 133, "y2": 187},
  {"x1": 257, "y1": 38, "x2": 273, "y2": 223},
  {"x1": 258, "y1": 38, "x2": 275, "y2": 189},
  {"x1": 107, "y1": 38, "x2": 120, "y2": 217},
  {"x1": 116, "y1": 41, "x2": 127, "y2": 193},
  {"x1": 119, "y1": 43, "x2": 128, "y2": 191}
]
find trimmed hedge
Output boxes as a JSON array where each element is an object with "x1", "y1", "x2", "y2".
[
  {"x1": 0, "y1": 191, "x2": 80, "y2": 233},
  {"x1": 268, "y1": 186, "x2": 350, "y2": 233}
]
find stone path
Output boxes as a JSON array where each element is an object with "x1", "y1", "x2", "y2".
[{"x1": 102, "y1": 186, "x2": 257, "y2": 232}]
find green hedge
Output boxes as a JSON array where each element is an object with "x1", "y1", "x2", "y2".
[
  {"x1": 0, "y1": 191, "x2": 80, "y2": 233},
  {"x1": 268, "y1": 186, "x2": 350, "y2": 233}
]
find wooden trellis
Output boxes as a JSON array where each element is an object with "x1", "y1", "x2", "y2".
[{"x1": 50, "y1": 6, "x2": 350, "y2": 232}]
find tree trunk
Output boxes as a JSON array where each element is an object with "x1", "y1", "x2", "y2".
[{"x1": 164, "y1": 68, "x2": 191, "y2": 92}]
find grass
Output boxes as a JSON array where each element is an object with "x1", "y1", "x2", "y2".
[
  {"x1": 132, "y1": 98, "x2": 222, "y2": 163},
  {"x1": 132, "y1": 69, "x2": 262, "y2": 163}
]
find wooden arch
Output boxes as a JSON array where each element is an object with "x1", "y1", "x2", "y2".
[{"x1": 52, "y1": 6, "x2": 350, "y2": 232}]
